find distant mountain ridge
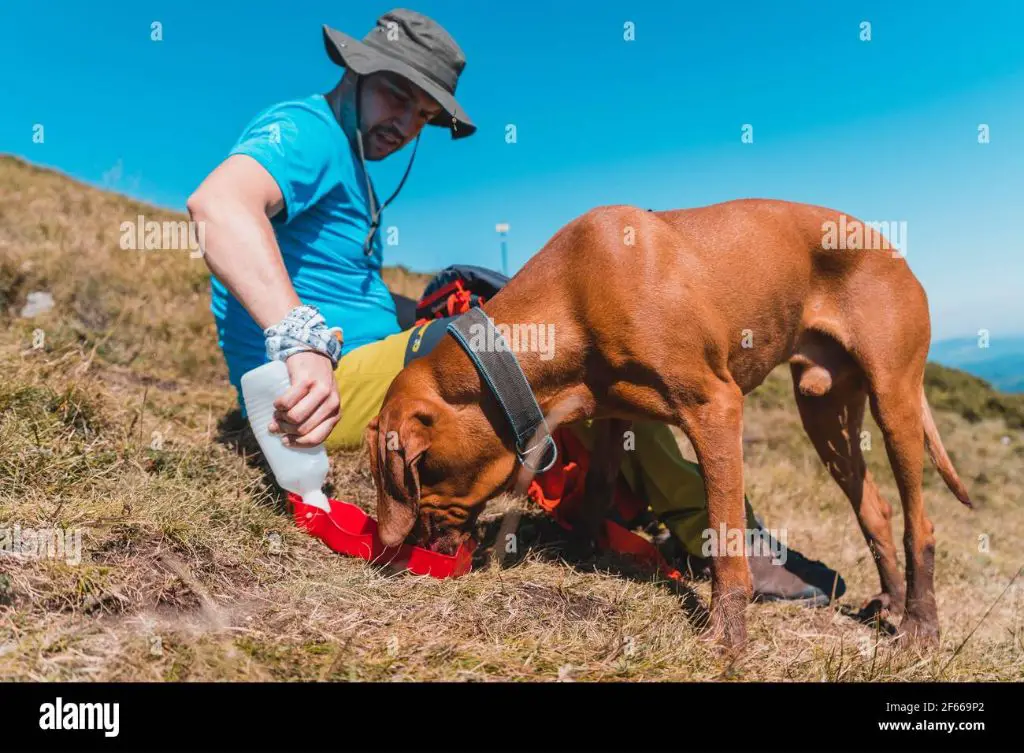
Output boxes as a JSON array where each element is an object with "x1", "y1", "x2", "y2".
[{"x1": 929, "y1": 336, "x2": 1024, "y2": 393}]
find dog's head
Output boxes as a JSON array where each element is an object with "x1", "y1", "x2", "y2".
[{"x1": 365, "y1": 389, "x2": 518, "y2": 554}]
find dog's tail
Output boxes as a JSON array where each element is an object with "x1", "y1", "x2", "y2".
[{"x1": 921, "y1": 385, "x2": 973, "y2": 508}]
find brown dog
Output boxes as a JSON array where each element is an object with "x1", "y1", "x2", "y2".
[{"x1": 365, "y1": 199, "x2": 972, "y2": 650}]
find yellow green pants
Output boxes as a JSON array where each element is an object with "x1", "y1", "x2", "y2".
[{"x1": 324, "y1": 319, "x2": 757, "y2": 554}]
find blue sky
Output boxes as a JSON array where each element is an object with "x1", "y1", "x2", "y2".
[{"x1": 2, "y1": 0, "x2": 1023, "y2": 341}]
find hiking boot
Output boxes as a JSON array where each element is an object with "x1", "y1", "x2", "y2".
[
  {"x1": 663, "y1": 528, "x2": 846, "y2": 606},
  {"x1": 748, "y1": 529, "x2": 846, "y2": 606}
]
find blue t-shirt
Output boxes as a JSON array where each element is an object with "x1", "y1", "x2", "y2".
[{"x1": 209, "y1": 94, "x2": 401, "y2": 397}]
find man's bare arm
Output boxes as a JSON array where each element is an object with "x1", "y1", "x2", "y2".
[
  {"x1": 187, "y1": 155, "x2": 341, "y2": 447},
  {"x1": 186, "y1": 154, "x2": 300, "y2": 328}
]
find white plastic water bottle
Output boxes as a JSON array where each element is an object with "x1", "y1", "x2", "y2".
[{"x1": 240, "y1": 359, "x2": 331, "y2": 513}]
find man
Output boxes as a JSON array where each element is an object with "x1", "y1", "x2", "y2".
[{"x1": 187, "y1": 9, "x2": 844, "y2": 603}]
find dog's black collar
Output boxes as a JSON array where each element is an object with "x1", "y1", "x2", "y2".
[{"x1": 446, "y1": 308, "x2": 558, "y2": 474}]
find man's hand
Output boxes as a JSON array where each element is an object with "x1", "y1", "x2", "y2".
[{"x1": 268, "y1": 351, "x2": 341, "y2": 447}]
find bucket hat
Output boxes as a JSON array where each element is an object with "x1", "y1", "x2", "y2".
[{"x1": 323, "y1": 9, "x2": 475, "y2": 139}]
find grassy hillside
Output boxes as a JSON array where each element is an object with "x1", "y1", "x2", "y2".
[{"x1": 1, "y1": 155, "x2": 1021, "y2": 681}]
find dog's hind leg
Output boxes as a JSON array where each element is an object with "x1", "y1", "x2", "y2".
[
  {"x1": 790, "y1": 360, "x2": 905, "y2": 619},
  {"x1": 868, "y1": 371, "x2": 940, "y2": 644},
  {"x1": 676, "y1": 381, "x2": 751, "y2": 651}
]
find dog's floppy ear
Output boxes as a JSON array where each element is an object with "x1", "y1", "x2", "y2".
[{"x1": 372, "y1": 402, "x2": 433, "y2": 547}]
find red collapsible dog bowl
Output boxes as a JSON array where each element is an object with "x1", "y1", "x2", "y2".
[{"x1": 286, "y1": 493, "x2": 475, "y2": 578}]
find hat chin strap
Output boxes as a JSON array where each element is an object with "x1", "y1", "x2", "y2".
[{"x1": 353, "y1": 74, "x2": 421, "y2": 256}]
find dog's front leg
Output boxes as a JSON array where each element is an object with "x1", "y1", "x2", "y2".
[
  {"x1": 575, "y1": 418, "x2": 632, "y2": 553},
  {"x1": 679, "y1": 386, "x2": 751, "y2": 653}
]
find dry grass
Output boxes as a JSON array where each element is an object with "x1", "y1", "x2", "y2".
[{"x1": 1, "y1": 154, "x2": 1022, "y2": 682}]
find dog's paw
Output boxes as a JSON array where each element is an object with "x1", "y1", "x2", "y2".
[
  {"x1": 700, "y1": 619, "x2": 747, "y2": 660},
  {"x1": 858, "y1": 591, "x2": 904, "y2": 621},
  {"x1": 701, "y1": 595, "x2": 749, "y2": 655},
  {"x1": 896, "y1": 615, "x2": 940, "y2": 647}
]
